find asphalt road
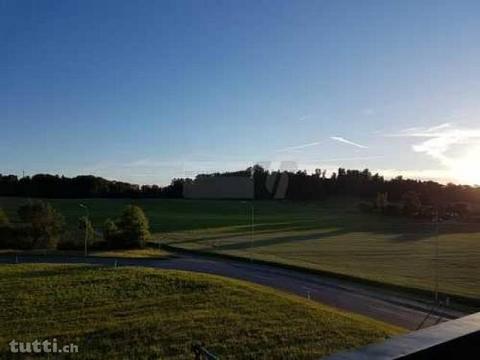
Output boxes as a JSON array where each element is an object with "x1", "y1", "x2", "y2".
[{"x1": 0, "y1": 254, "x2": 466, "y2": 330}]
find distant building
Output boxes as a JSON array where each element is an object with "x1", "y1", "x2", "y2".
[{"x1": 183, "y1": 176, "x2": 254, "y2": 199}]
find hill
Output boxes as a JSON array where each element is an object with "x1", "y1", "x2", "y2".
[{"x1": 0, "y1": 264, "x2": 400, "y2": 359}]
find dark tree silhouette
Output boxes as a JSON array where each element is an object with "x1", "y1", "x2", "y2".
[
  {"x1": 2, "y1": 167, "x2": 480, "y2": 204},
  {"x1": 17, "y1": 200, "x2": 65, "y2": 249}
]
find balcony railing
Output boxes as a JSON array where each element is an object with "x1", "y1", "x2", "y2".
[{"x1": 325, "y1": 312, "x2": 480, "y2": 360}]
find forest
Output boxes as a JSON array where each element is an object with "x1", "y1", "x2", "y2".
[{"x1": 1, "y1": 166, "x2": 480, "y2": 205}]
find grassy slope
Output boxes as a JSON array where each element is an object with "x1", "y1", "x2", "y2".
[
  {"x1": 2, "y1": 197, "x2": 480, "y2": 299},
  {"x1": 0, "y1": 264, "x2": 400, "y2": 359}
]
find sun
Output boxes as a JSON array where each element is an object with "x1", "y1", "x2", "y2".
[{"x1": 451, "y1": 146, "x2": 480, "y2": 186}]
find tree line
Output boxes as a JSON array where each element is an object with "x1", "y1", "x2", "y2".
[
  {"x1": 0, "y1": 200, "x2": 150, "y2": 251},
  {"x1": 0, "y1": 174, "x2": 183, "y2": 198},
  {"x1": 2, "y1": 167, "x2": 480, "y2": 204},
  {"x1": 200, "y1": 166, "x2": 480, "y2": 204}
]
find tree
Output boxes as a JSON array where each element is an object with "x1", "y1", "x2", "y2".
[
  {"x1": 0, "y1": 208, "x2": 9, "y2": 225},
  {"x1": 103, "y1": 218, "x2": 120, "y2": 248},
  {"x1": 58, "y1": 216, "x2": 97, "y2": 250},
  {"x1": 375, "y1": 192, "x2": 388, "y2": 212},
  {"x1": 116, "y1": 205, "x2": 150, "y2": 248},
  {"x1": 17, "y1": 200, "x2": 65, "y2": 249},
  {"x1": 402, "y1": 191, "x2": 421, "y2": 216},
  {"x1": 78, "y1": 216, "x2": 96, "y2": 247}
]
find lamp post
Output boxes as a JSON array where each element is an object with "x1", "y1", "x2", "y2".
[
  {"x1": 79, "y1": 204, "x2": 89, "y2": 257},
  {"x1": 250, "y1": 166, "x2": 255, "y2": 262},
  {"x1": 433, "y1": 207, "x2": 440, "y2": 305}
]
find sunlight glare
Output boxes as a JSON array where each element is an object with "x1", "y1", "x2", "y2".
[{"x1": 451, "y1": 146, "x2": 480, "y2": 186}]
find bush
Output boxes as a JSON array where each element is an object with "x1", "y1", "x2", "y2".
[
  {"x1": 17, "y1": 200, "x2": 65, "y2": 249},
  {"x1": 402, "y1": 191, "x2": 421, "y2": 216},
  {"x1": 450, "y1": 202, "x2": 471, "y2": 219},
  {"x1": 375, "y1": 192, "x2": 388, "y2": 212},
  {"x1": 0, "y1": 224, "x2": 34, "y2": 249},
  {"x1": 0, "y1": 208, "x2": 9, "y2": 225},
  {"x1": 104, "y1": 205, "x2": 150, "y2": 249},
  {"x1": 358, "y1": 202, "x2": 374, "y2": 213},
  {"x1": 117, "y1": 205, "x2": 150, "y2": 248},
  {"x1": 384, "y1": 204, "x2": 402, "y2": 216},
  {"x1": 58, "y1": 216, "x2": 99, "y2": 250},
  {"x1": 103, "y1": 218, "x2": 120, "y2": 248},
  {"x1": 57, "y1": 231, "x2": 80, "y2": 250},
  {"x1": 417, "y1": 205, "x2": 435, "y2": 219}
]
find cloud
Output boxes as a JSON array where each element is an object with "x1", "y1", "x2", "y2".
[
  {"x1": 276, "y1": 141, "x2": 323, "y2": 152},
  {"x1": 391, "y1": 123, "x2": 480, "y2": 167},
  {"x1": 330, "y1": 136, "x2": 368, "y2": 149}
]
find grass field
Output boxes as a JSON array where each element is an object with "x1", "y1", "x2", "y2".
[
  {"x1": 2, "y1": 197, "x2": 480, "y2": 300},
  {"x1": 0, "y1": 248, "x2": 171, "y2": 259},
  {"x1": 0, "y1": 197, "x2": 254, "y2": 232},
  {"x1": 0, "y1": 264, "x2": 400, "y2": 359}
]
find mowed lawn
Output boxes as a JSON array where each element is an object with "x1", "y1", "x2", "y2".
[
  {"x1": 0, "y1": 264, "x2": 400, "y2": 359},
  {"x1": 2, "y1": 197, "x2": 480, "y2": 300}
]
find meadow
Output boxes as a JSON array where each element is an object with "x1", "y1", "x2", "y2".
[
  {"x1": 2, "y1": 197, "x2": 480, "y2": 301},
  {"x1": 0, "y1": 264, "x2": 400, "y2": 359}
]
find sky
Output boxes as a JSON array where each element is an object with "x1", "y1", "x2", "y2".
[{"x1": 2, "y1": 0, "x2": 480, "y2": 185}]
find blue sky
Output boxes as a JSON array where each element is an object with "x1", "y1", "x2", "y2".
[{"x1": 2, "y1": 0, "x2": 480, "y2": 185}]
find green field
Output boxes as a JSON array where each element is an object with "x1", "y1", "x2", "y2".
[
  {"x1": 0, "y1": 264, "x2": 400, "y2": 359},
  {"x1": 2, "y1": 197, "x2": 480, "y2": 300},
  {"x1": 0, "y1": 248, "x2": 171, "y2": 258},
  {"x1": 0, "y1": 197, "x2": 255, "y2": 232}
]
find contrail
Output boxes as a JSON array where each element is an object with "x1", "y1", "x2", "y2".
[
  {"x1": 330, "y1": 136, "x2": 368, "y2": 149},
  {"x1": 276, "y1": 141, "x2": 322, "y2": 152}
]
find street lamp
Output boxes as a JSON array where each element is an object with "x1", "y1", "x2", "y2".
[
  {"x1": 79, "y1": 204, "x2": 89, "y2": 257},
  {"x1": 250, "y1": 166, "x2": 255, "y2": 262}
]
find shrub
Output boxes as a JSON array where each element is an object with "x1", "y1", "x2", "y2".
[
  {"x1": 17, "y1": 200, "x2": 65, "y2": 249},
  {"x1": 417, "y1": 205, "x2": 435, "y2": 219},
  {"x1": 0, "y1": 208, "x2": 9, "y2": 225},
  {"x1": 117, "y1": 205, "x2": 150, "y2": 248},
  {"x1": 0, "y1": 224, "x2": 34, "y2": 249},
  {"x1": 358, "y1": 202, "x2": 374, "y2": 213},
  {"x1": 58, "y1": 216, "x2": 98, "y2": 250},
  {"x1": 402, "y1": 191, "x2": 421, "y2": 216},
  {"x1": 450, "y1": 202, "x2": 471, "y2": 219},
  {"x1": 100, "y1": 206, "x2": 151, "y2": 249},
  {"x1": 384, "y1": 204, "x2": 402, "y2": 216},
  {"x1": 103, "y1": 218, "x2": 120, "y2": 248},
  {"x1": 111, "y1": 205, "x2": 150, "y2": 248},
  {"x1": 57, "y1": 231, "x2": 80, "y2": 250},
  {"x1": 375, "y1": 192, "x2": 388, "y2": 212}
]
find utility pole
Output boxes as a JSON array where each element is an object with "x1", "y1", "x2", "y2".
[
  {"x1": 433, "y1": 207, "x2": 440, "y2": 305},
  {"x1": 79, "y1": 204, "x2": 89, "y2": 257},
  {"x1": 251, "y1": 201, "x2": 255, "y2": 262},
  {"x1": 250, "y1": 166, "x2": 255, "y2": 262}
]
